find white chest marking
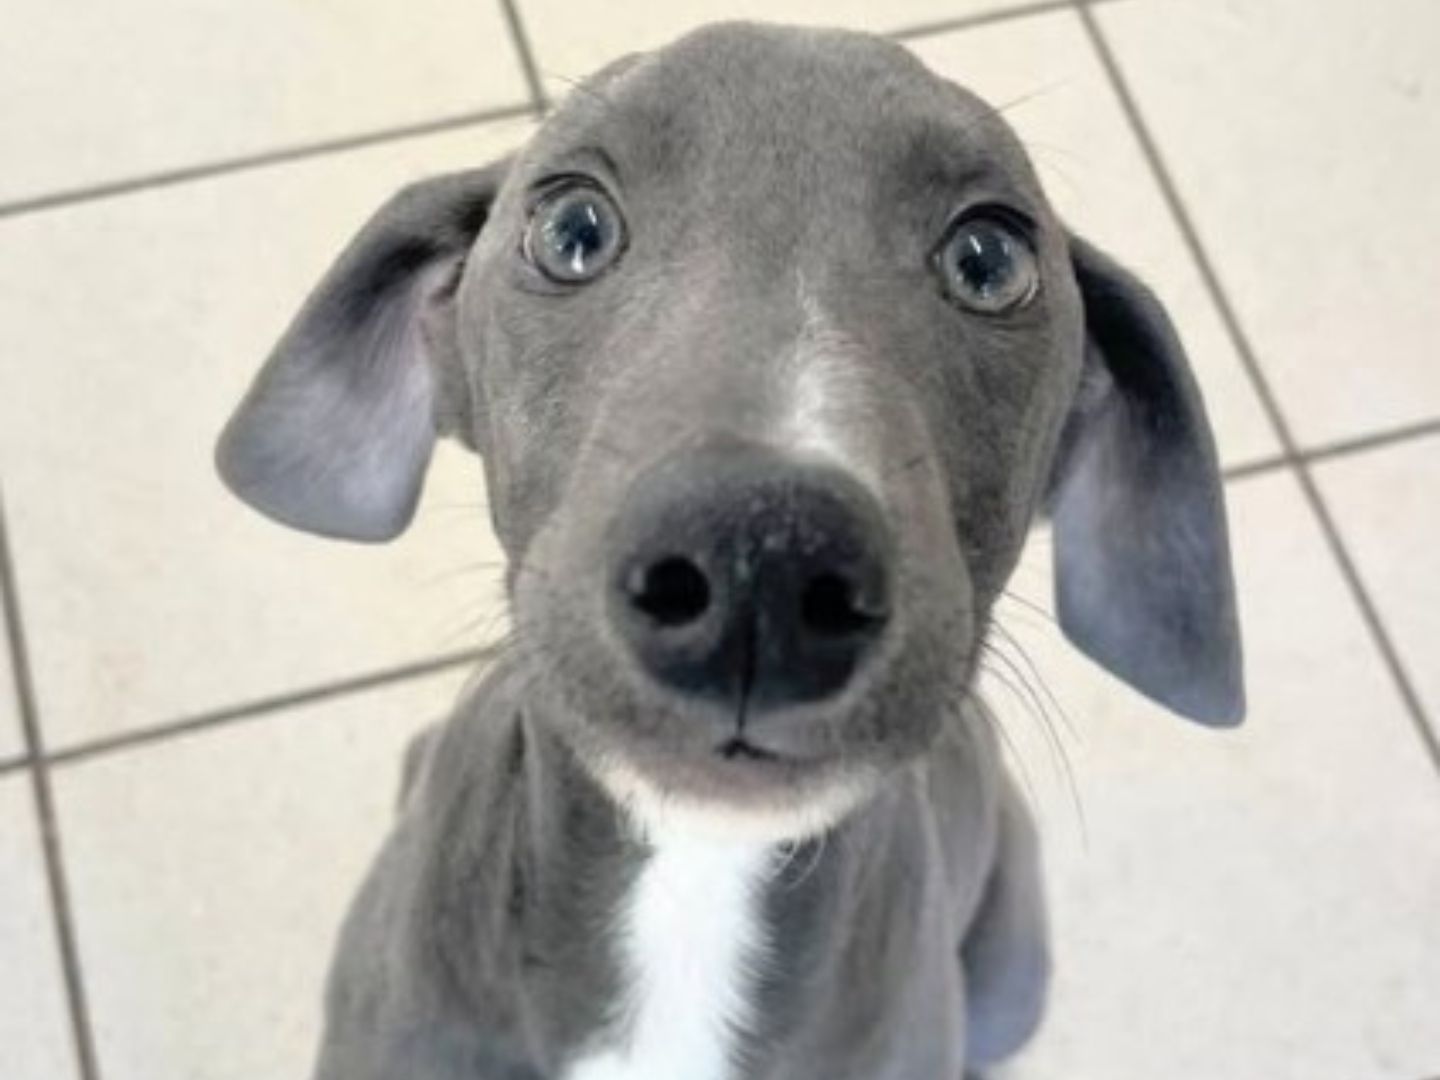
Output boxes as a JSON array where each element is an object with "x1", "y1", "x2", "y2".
[{"x1": 566, "y1": 833, "x2": 775, "y2": 1080}]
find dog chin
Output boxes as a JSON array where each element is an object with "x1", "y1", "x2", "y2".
[{"x1": 588, "y1": 749, "x2": 880, "y2": 846}]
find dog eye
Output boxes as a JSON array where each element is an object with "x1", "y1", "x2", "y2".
[
  {"x1": 524, "y1": 181, "x2": 626, "y2": 284},
  {"x1": 936, "y1": 212, "x2": 1039, "y2": 314}
]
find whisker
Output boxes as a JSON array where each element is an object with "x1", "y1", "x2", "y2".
[
  {"x1": 978, "y1": 645, "x2": 1087, "y2": 845},
  {"x1": 430, "y1": 605, "x2": 511, "y2": 654},
  {"x1": 776, "y1": 832, "x2": 828, "y2": 891},
  {"x1": 999, "y1": 588, "x2": 1056, "y2": 627},
  {"x1": 992, "y1": 79, "x2": 1073, "y2": 117},
  {"x1": 412, "y1": 561, "x2": 508, "y2": 590},
  {"x1": 541, "y1": 70, "x2": 623, "y2": 116},
  {"x1": 961, "y1": 685, "x2": 1039, "y2": 818},
  {"x1": 989, "y1": 620, "x2": 1078, "y2": 744},
  {"x1": 1017, "y1": 138, "x2": 1088, "y2": 169}
]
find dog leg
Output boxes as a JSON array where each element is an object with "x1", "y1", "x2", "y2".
[{"x1": 962, "y1": 777, "x2": 1050, "y2": 1071}]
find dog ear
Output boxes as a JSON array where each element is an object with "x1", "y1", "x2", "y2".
[
  {"x1": 1047, "y1": 235, "x2": 1244, "y2": 725},
  {"x1": 216, "y1": 161, "x2": 509, "y2": 542}
]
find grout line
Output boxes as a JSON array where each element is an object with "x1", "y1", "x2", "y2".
[
  {"x1": 1223, "y1": 414, "x2": 1440, "y2": 483},
  {"x1": 1076, "y1": 0, "x2": 1440, "y2": 776},
  {"x1": 1226, "y1": 414, "x2": 1440, "y2": 480},
  {"x1": 890, "y1": 0, "x2": 1127, "y2": 42},
  {"x1": 0, "y1": 102, "x2": 534, "y2": 222},
  {"x1": 43, "y1": 646, "x2": 500, "y2": 771},
  {"x1": 1222, "y1": 454, "x2": 1291, "y2": 483},
  {"x1": 496, "y1": 0, "x2": 550, "y2": 115},
  {"x1": 1298, "y1": 415, "x2": 1440, "y2": 470},
  {"x1": 0, "y1": 498, "x2": 101, "y2": 1080}
]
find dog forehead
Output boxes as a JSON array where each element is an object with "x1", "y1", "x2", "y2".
[
  {"x1": 529, "y1": 22, "x2": 1036, "y2": 194},
  {"x1": 640, "y1": 20, "x2": 953, "y2": 102}
]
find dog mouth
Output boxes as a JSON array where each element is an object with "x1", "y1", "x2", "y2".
[
  {"x1": 715, "y1": 734, "x2": 782, "y2": 763},
  {"x1": 643, "y1": 705, "x2": 849, "y2": 799}
]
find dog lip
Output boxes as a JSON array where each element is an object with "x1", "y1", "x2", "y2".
[
  {"x1": 715, "y1": 735, "x2": 781, "y2": 763},
  {"x1": 711, "y1": 731, "x2": 832, "y2": 769}
]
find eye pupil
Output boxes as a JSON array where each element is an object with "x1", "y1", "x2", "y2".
[
  {"x1": 545, "y1": 202, "x2": 603, "y2": 266},
  {"x1": 940, "y1": 214, "x2": 1038, "y2": 313},
  {"x1": 957, "y1": 228, "x2": 1014, "y2": 295},
  {"x1": 528, "y1": 184, "x2": 625, "y2": 283}
]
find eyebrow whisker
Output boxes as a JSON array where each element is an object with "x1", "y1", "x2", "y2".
[
  {"x1": 991, "y1": 78, "x2": 1073, "y2": 117},
  {"x1": 542, "y1": 70, "x2": 623, "y2": 117}
]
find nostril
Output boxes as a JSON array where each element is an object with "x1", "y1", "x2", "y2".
[
  {"x1": 627, "y1": 556, "x2": 712, "y2": 627},
  {"x1": 800, "y1": 572, "x2": 887, "y2": 639}
]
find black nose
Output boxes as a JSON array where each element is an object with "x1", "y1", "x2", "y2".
[{"x1": 607, "y1": 443, "x2": 892, "y2": 711}]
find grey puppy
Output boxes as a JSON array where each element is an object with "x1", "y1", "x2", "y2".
[{"x1": 217, "y1": 22, "x2": 1243, "y2": 1080}]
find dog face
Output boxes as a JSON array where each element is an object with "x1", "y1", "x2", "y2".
[
  {"x1": 217, "y1": 23, "x2": 1243, "y2": 838},
  {"x1": 465, "y1": 28, "x2": 1084, "y2": 822}
]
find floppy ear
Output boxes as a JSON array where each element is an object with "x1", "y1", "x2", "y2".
[
  {"x1": 216, "y1": 161, "x2": 509, "y2": 542},
  {"x1": 1047, "y1": 236, "x2": 1244, "y2": 725}
]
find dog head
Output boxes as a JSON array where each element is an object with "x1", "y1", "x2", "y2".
[{"x1": 217, "y1": 23, "x2": 1243, "y2": 839}]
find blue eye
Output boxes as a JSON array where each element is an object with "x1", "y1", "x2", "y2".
[
  {"x1": 525, "y1": 182, "x2": 626, "y2": 283},
  {"x1": 937, "y1": 212, "x2": 1039, "y2": 314}
]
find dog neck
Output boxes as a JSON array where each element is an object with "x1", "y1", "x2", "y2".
[
  {"x1": 509, "y1": 708, "x2": 810, "y2": 1079},
  {"x1": 405, "y1": 659, "x2": 976, "y2": 1077}
]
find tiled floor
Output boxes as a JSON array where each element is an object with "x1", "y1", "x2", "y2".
[{"x1": 1, "y1": 1, "x2": 1436, "y2": 1078}]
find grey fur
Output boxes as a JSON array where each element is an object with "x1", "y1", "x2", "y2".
[{"x1": 216, "y1": 22, "x2": 1244, "y2": 1079}]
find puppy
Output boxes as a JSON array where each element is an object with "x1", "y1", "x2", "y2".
[{"x1": 218, "y1": 22, "x2": 1243, "y2": 1079}]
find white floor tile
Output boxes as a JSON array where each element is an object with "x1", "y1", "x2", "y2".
[
  {"x1": 983, "y1": 472, "x2": 1440, "y2": 1079},
  {"x1": 517, "y1": 0, "x2": 1032, "y2": 89},
  {"x1": 53, "y1": 668, "x2": 468, "y2": 1080},
  {"x1": 908, "y1": 10, "x2": 1281, "y2": 467},
  {"x1": 0, "y1": 122, "x2": 531, "y2": 750},
  {"x1": 0, "y1": 0, "x2": 529, "y2": 206},
  {"x1": 1315, "y1": 436, "x2": 1440, "y2": 725},
  {"x1": 0, "y1": 778, "x2": 80, "y2": 1080},
  {"x1": 1098, "y1": 0, "x2": 1440, "y2": 447}
]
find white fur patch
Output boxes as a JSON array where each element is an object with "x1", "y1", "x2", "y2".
[
  {"x1": 594, "y1": 756, "x2": 873, "y2": 846},
  {"x1": 778, "y1": 282, "x2": 882, "y2": 491},
  {"x1": 565, "y1": 827, "x2": 776, "y2": 1080},
  {"x1": 565, "y1": 754, "x2": 874, "y2": 1079}
]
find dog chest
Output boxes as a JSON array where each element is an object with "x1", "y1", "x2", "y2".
[{"x1": 564, "y1": 833, "x2": 776, "y2": 1080}]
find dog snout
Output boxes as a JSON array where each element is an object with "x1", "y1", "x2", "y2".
[{"x1": 606, "y1": 442, "x2": 892, "y2": 714}]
